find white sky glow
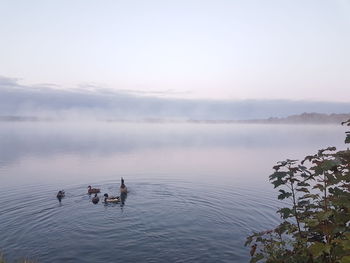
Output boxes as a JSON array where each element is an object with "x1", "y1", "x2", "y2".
[{"x1": 0, "y1": 0, "x2": 349, "y2": 101}]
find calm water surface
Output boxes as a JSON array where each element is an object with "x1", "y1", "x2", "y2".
[{"x1": 0, "y1": 122, "x2": 346, "y2": 262}]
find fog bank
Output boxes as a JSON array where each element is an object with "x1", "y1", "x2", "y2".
[{"x1": 1, "y1": 76, "x2": 349, "y2": 120}]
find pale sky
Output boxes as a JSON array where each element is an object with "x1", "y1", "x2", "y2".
[{"x1": 1, "y1": 0, "x2": 350, "y2": 101}]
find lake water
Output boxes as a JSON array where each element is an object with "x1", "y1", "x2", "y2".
[{"x1": 0, "y1": 122, "x2": 347, "y2": 262}]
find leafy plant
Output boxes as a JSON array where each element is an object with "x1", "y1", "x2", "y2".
[{"x1": 246, "y1": 120, "x2": 350, "y2": 263}]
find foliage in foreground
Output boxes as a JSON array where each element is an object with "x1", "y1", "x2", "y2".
[{"x1": 246, "y1": 120, "x2": 350, "y2": 263}]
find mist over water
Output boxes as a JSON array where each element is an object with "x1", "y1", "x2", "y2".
[
  {"x1": 1, "y1": 77, "x2": 350, "y2": 120},
  {"x1": 0, "y1": 122, "x2": 347, "y2": 262}
]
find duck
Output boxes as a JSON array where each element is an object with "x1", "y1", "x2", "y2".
[
  {"x1": 120, "y1": 177, "x2": 128, "y2": 194},
  {"x1": 92, "y1": 193, "x2": 100, "y2": 204},
  {"x1": 56, "y1": 190, "x2": 65, "y2": 201},
  {"x1": 104, "y1": 193, "x2": 120, "y2": 203},
  {"x1": 88, "y1": 185, "x2": 100, "y2": 194}
]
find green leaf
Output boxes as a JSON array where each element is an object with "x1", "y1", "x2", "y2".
[
  {"x1": 340, "y1": 256, "x2": 350, "y2": 263},
  {"x1": 296, "y1": 187, "x2": 309, "y2": 193},
  {"x1": 301, "y1": 193, "x2": 319, "y2": 200},
  {"x1": 340, "y1": 240, "x2": 350, "y2": 250},
  {"x1": 245, "y1": 236, "x2": 253, "y2": 246},
  {"x1": 271, "y1": 178, "x2": 285, "y2": 188},
  {"x1": 305, "y1": 218, "x2": 319, "y2": 227},
  {"x1": 313, "y1": 184, "x2": 324, "y2": 191},
  {"x1": 309, "y1": 242, "x2": 327, "y2": 258},
  {"x1": 316, "y1": 211, "x2": 333, "y2": 221},
  {"x1": 277, "y1": 208, "x2": 293, "y2": 219},
  {"x1": 298, "y1": 200, "x2": 309, "y2": 206},
  {"x1": 278, "y1": 189, "x2": 292, "y2": 200},
  {"x1": 318, "y1": 147, "x2": 336, "y2": 156},
  {"x1": 250, "y1": 253, "x2": 264, "y2": 263},
  {"x1": 320, "y1": 159, "x2": 340, "y2": 171},
  {"x1": 269, "y1": 171, "x2": 288, "y2": 180},
  {"x1": 341, "y1": 119, "x2": 350, "y2": 126},
  {"x1": 302, "y1": 154, "x2": 317, "y2": 164},
  {"x1": 345, "y1": 132, "x2": 350, "y2": 144},
  {"x1": 297, "y1": 181, "x2": 310, "y2": 187}
]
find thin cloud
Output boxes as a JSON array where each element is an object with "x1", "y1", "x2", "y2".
[
  {"x1": 0, "y1": 75, "x2": 350, "y2": 120},
  {"x1": 77, "y1": 82, "x2": 192, "y2": 97},
  {"x1": 0, "y1": 75, "x2": 22, "y2": 87},
  {"x1": 117, "y1": 89, "x2": 192, "y2": 96}
]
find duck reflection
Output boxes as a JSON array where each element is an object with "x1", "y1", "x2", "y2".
[{"x1": 120, "y1": 192, "x2": 127, "y2": 207}]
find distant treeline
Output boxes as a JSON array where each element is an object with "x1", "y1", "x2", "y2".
[
  {"x1": 1, "y1": 112, "x2": 350, "y2": 124},
  {"x1": 237, "y1": 112, "x2": 350, "y2": 124}
]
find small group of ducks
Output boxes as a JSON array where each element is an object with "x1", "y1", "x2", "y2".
[
  {"x1": 57, "y1": 178, "x2": 128, "y2": 205},
  {"x1": 90, "y1": 192, "x2": 121, "y2": 204}
]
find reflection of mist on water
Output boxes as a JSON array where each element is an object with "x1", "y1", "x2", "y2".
[
  {"x1": 0, "y1": 122, "x2": 345, "y2": 166},
  {"x1": 0, "y1": 122, "x2": 346, "y2": 188}
]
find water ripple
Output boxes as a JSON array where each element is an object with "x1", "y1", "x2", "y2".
[{"x1": 0, "y1": 179, "x2": 280, "y2": 263}]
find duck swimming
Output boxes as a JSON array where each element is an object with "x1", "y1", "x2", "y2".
[
  {"x1": 92, "y1": 193, "x2": 100, "y2": 204},
  {"x1": 88, "y1": 185, "x2": 100, "y2": 194},
  {"x1": 56, "y1": 190, "x2": 65, "y2": 201},
  {"x1": 104, "y1": 193, "x2": 120, "y2": 203},
  {"x1": 120, "y1": 177, "x2": 128, "y2": 194}
]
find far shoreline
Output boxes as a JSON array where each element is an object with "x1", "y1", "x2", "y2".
[{"x1": 0, "y1": 112, "x2": 349, "y2": 125}]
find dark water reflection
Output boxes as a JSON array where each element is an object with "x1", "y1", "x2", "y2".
[{"x1": 0, "y1": 122, "x2": 347, "y2": 262}]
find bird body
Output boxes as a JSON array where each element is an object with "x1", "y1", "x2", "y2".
[
  {"x1": 92, "y1": 193, "x2": 100, "y2": 204},
  {"x1": 120, "y1": 186, "x2": 128, "y2": 193},
  {"x1": 120, "y1": 177, "x2": 128, "y2": 193},
  {"x1": 104, "y1": 193, "x2": 120, "y2": 203},
  {"x1": 57, "y1": 190, "x2": 65, "y2": 201},
  {"x1": 88, "y1": 185, "x2": 100, "y2": 194}
]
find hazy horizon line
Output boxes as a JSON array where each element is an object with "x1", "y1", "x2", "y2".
[{"x1": 1, "y1": 75, "x2": 350, "y2": 120}]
